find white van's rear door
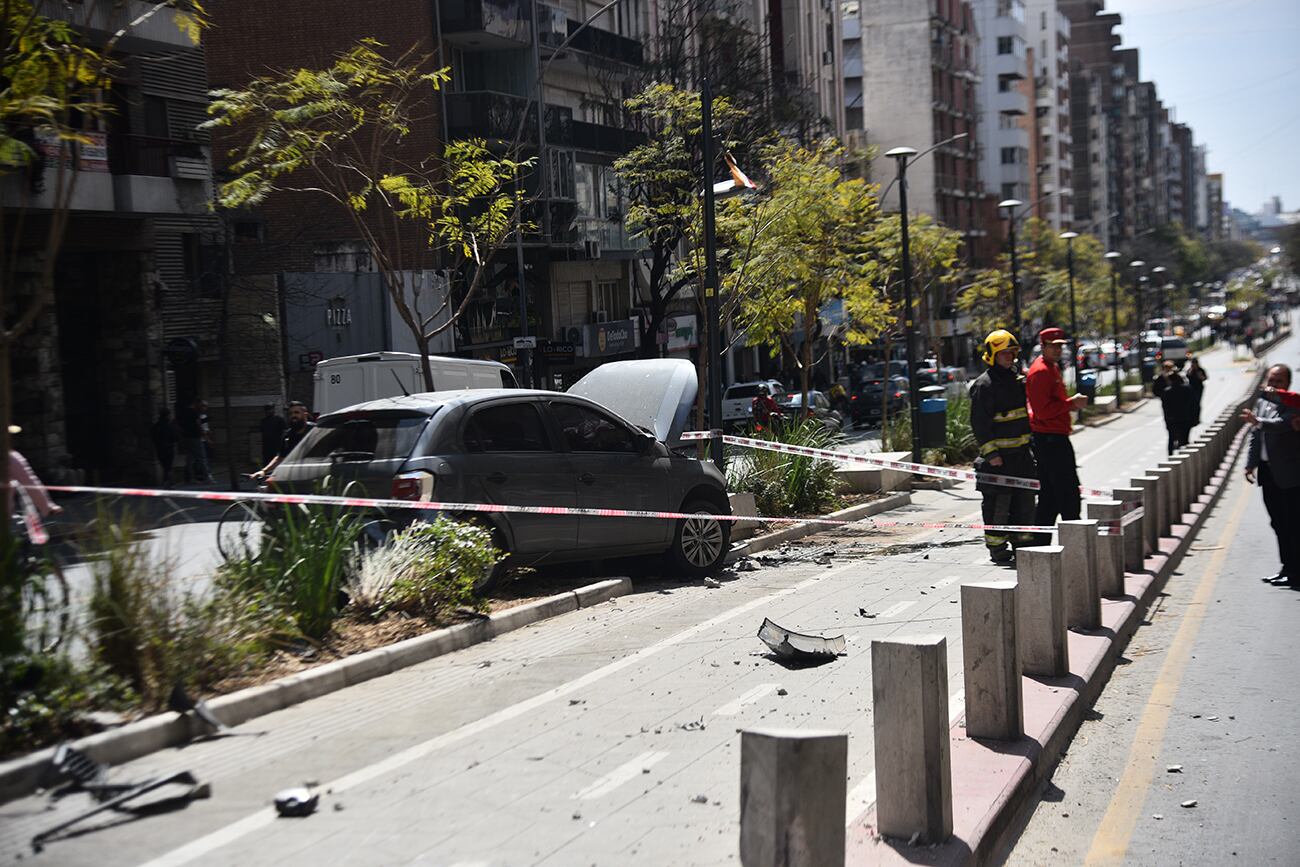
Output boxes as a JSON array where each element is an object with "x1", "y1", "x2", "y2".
[{"x1": 315, "y1": 363, "x2": 367, "y2": 414}]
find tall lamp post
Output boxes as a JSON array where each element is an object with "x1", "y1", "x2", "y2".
[
  {"x1": 884, "y1": 133, "x2": 967, "y2": 465},
  {"x1": 998, "y1": 198, "x2": 1024, "y2": 352},
  {"x1": 1130, "y1": 259, "x2": 1146, "y2": 382},
  {"x1": 1151, "y1": 265, "x2": 1167, "y2": 326},
  {"x1": 1060, "y1": 231, "x2": 1080, "y2": 389},
  {"x1": 1104, "y1": 250, "x2": 1122, "y2": 406},
  {"x1": 701, "y1": 76, "x2": 723, "y2": 468}
]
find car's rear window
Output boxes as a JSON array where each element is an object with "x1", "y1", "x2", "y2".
[
  {"x1": 293, "y1": 411, "x2": 429, "y2": 463},
  {"x1": 725, "y1": 385, "x2": 767, "y2": 400},
  {"x1": 1162, "y1": 338, "x2": 1187, "y2": 348}
]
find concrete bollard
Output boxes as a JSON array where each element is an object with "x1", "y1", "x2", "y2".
[
  {"x1": 960, "y1": 582, "x2": 1023, "y2": 741},
  {"x1": 1132, "y1": 475, "x2": 1160, "y2": 559},
  {"x1": 1162, "y1": 456, "x2": 1187, "y2": 518},
  {"x1": 1085, "y1": 500, "x2": 1125, "y2": 597},
  {"x1": 1112, "y1": 487, "x2": 1145, "y2": 573},
  {"x1": 740, "y1": 728, "x2": 847, "y2": 867},
  {"x1": 1057, "y1": 520, "x2": 1101, "y2": 629},
  {"x1": 1014, "y1": 546, "x2": 1069, "y2": 677},
  {"x1": 871, "y1": 636, "x2": 952, "y2": 844},
  {"x1": 1151, "y1": 465, "x2": 1177, "y2": 533}
]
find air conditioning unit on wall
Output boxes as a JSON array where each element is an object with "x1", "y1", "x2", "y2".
[
  {"x1": 593, "y1": 310, "x2": 609, "y2": 323},
  {"x1": 583, "y1": 239, "x2": 601, "y2": 259}
]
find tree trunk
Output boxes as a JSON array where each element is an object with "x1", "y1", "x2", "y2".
[{"x1": 418, "y1": 333, "x2": 434, "y2": 392}]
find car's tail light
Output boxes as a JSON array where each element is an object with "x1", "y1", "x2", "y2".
[
  {"x1": 850, "y1": 395, "x2": 858, "y2": 401},
  {"x1": 391, "y1": 470, "x2": 435, "y2": 502}
]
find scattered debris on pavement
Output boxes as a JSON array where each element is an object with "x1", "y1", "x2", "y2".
[
  {"x1": 32, "y1": 746, "x2": 211, "y2": 851},
  {"x1": 776, "y1": 687, "x2": 788, "y2": 696},
  {"x1": 677, "y1": 717, "x2": 706, "y2": 732},
  {"x1": 274, "y1": 786, "x2": 320, "y2": 817},
  {"x1": 1166, "y1": 764, "x2": 1183, "y2": 773},
  {"x1": 757, "y1": 618, "x2": 846, "y2": 661},
  {"x1": 691, "y1": 794, "x2": 709, "y2": 804},
  {"x1": 1181, "y1": 799, "x2": 1198, "y2": 808}
]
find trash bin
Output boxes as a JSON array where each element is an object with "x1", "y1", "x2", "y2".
[
  {"x1": 1078, "y1": 368, "x2": 1097, "y2": 401},
  {"x1": 918, "y1": 385, "x2": 947, "y2": 450}
]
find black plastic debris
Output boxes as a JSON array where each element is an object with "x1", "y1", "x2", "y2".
[
  {"x1": 274, "y1": 787, "x2": 320, "y2": 817},
  {"x1": 169, "y1": 683, "x2": 263, "y2": 738},
  {"x1": 33, "y1": 752, "x2": 210, "y2": 851},
  {"x1": 757, "y1": 618, "x2": 846, "y2": 660}
]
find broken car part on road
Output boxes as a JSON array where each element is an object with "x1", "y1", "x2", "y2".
[{"x1": 757, "y1": 617, "x2": 846, "y2": 661}]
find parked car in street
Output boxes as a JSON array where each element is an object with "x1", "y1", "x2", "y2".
[
  {"x1": 269, "y1": 359, "x2": 732, "y2": 583},
  {"x1": 850, "y1": 376, "x2": 909, "y2": 426},
  {"x1": 775, "y1": 390, "x2": 843, "y2": 432},
  {"x1": 721, "y1": 380, "x2": 784, "y2": 430},
  {"x1": 1156, "y1": 336, "x2": 1189, "y2": 368}
]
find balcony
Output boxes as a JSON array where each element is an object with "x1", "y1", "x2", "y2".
[
  {"x1": 439, "y1": 0, "x2": 531, "y2": 49},
  {"x1": 538, "y1": 4, "x2": 643, "y2": 68},
  {"x1": 576, "y1": 216, "x2": 646, "y2": 254},
  {"x1": 444, "y1": 91, "x2": 573, "y2": 146},
  {"x1": 445, "y1": 92, "x2": 643, "y2": 155},
  {"x1": 108, "y1": 134, "x2": 205, "y2": 178}
]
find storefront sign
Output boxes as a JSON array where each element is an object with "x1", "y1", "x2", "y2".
[
  {"x1": 659, "y1": 314, "x2": 698, "y2": 351},
  {"x1": 79, "y1": 132, "x2": 109, "y2": 172},
  {"x1": 539, "y1": 340, "x2": 576, "y2": 363},
  {"x1": 585, "y1": 319, "x2": 639, "y2": 357}
]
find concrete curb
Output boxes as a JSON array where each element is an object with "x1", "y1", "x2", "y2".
[
  {"x1": 848, "y1": 399, "x2": 1255, "y2": 864},
  {"x1": 726, "y1": 491, "x2": 914, "y2": 560},
  {"x1": 0, "y1": 577, "x2": 633, "y2": 804}
]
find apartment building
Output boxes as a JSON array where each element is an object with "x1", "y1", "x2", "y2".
[
  {"x1": 973, "y1": 0, "x2": 1032, "y2": 206},
  {"x1": 2, "y1": 2, "x2": 248, "y2": 484},
  {"x1": 842, "y1": 0, "x2": 984, "y2": 233},
  {"x1": 1025, "y1": 0, "x2": 1073, "y2": 229}
]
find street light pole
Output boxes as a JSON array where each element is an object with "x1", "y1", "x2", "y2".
[
  {"x1": 1061, "y1": 231, "x2": 1080, "y2": 389},
  {"x1": 1151, "y1": 266, "x2": 1167, "y2": 327},
  {"x1": 701, "y1": 76, "x2": 723, "y2": 468},
  {"x1": 1130, "y1": 259, "x2": 1146, "y2": 384},
  {"x1": 885, "y1": 146, "x2": 922, "y2": 464},
  {"x1": 1104, "y1": 250, "x2": 1121, "y2": 407},
  {"x1": 998, "y1": 199, "x2": 1024, "y2": 355}
]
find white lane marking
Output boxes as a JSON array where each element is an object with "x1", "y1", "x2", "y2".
[
  {"x1": 573, "y1": 750, "x2": 669, "y2": 800},
  {"x1": 844, "y1": 690, "x2": 967, "y2": 829},
  {"x1": 878, "y1": 600, "x2": 917, "y2": 619},
  {"x1": 713, "y1": 683, "x2": 778, "y2": 716},
  {"x1": 1077, "y1": 417, "x2": 1161, "y2": 464},
  {"x1": 138, "y1": 568, "x2": 846, "y2": 867},
  {"x1": 932, "y1": 575, "x2": 962, "y2": 590}
]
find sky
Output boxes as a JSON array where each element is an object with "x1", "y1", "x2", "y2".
[{"x1": 1109, "y1": 0, "x2": 1300, "y2": 215}]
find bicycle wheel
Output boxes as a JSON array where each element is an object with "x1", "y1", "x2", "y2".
[{"x1": 217, "y1": 500, "x2": 264, "y2": 562}]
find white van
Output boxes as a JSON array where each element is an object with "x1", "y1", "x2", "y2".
[{"x1": 312, "y1": 352, "x2": 518, "y2": 414}]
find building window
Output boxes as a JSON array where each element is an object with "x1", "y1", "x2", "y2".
[
  {"x1": 1000, "y1": 147, "x2": 1017, "y2": 165},
  {"x1": 997, "y1": 36, "x2": 1013, "y2": 55},
  {"x1": 1002, "y1": 183, "x2": 1017, "y2": 200},
  {"x1": 592, "y1": 280, "x2": 626, "y2": 321}
]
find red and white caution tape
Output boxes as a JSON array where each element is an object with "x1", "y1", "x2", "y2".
[
  {"x1": 28, "y1": 483, "x2": 1082, "y2": 536},
  {"x1": 682, "y1": 431, "x2": 1118, "y2": 499}
]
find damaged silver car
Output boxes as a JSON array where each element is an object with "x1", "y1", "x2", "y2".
[{"x1": 268, "y1": 359, "x2": 732, "y2": 581}]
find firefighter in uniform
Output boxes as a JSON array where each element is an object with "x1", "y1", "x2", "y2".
[{"x1": 969, "y1": 330, "x2": 1038, "y2": 564}]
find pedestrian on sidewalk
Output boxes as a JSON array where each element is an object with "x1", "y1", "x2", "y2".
[
  {"x1": 175, "y1": 397, "x2": 211, "y2": 483},
  {"x1": 6, "y1": 425, "x2": 62, "y2": 522},
  {"x1": 969, "y1": 330, "x2": 1038, "y2": 564},
  {"x1": 1153, "y1": 361, "x2": 1195, "y2": 454},
  {"x1": 1185, "y1": 355, "x2": 1207, "y2": 426},
  {"x1": 1242, "y1": 364, "x2": 1300, "y2": 588},
  {"x1": 150, "y1": 408, "x2": 180, "y2": 486},
  {"x1": 1026, "y1": 327, "x2": 1089, "y2": 539}
]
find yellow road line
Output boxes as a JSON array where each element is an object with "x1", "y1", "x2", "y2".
[{"x1": 1083, "y1": 479, "x2": 1251, "y2": 866}]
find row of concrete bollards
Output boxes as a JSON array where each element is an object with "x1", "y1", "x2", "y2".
[{"x1": 738, "y1": 402, "x2": 1246, "y2": 866}]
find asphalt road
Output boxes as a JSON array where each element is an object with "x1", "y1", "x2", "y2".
[
  {"x1": 0, "y1": 335, "x2": 1286, "y2": 866},
  {"x1": 1001, "y1": 453, "x2": 1300, "y2": 865}
]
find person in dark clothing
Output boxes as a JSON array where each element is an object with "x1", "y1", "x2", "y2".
[
  {"x1": 174, "y1": 398, "x2": 211, "y2": 483},
  {"x1": 258, "y1": 403, "x2": 287, "y2": 466},
  {"x1": 1242, "y1": 364, "x2": 1300, "y2": 587},
  {"x1": 1185, "y1": 356, "x2": 1207, "y2": 426},
  {"x1": 151, "y1": 409, "x2": 180, "y2": 485},
  {"x1": 1152, "y1": 362, "x2": 1195, "y2": 454},
  {"x1": 969, "y1": 329, "x2": 1038, "y2": 564},
  {"x1": 252, "y1": 401, "x2": 314, "y2": 481},
  {"x1": 1026, "y1": 327, "x2": 1089, "y2": 538}
]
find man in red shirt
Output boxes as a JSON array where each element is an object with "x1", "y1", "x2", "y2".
[{"x1": 1027, "y1": 327, "x2": 1089, "y2": 537}]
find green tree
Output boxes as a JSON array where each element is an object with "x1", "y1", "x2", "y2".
[
  {"x1": 205, "y1": 39, "x2": 529, "y2": 391},
  {"x1": 614, "y1": 83, "x2": 747, "y2": 356},
  {"x1": 732, "y1": 141, "x2": 893, "y2": 406},
  {"x1": 865, "y1": 212, "x2": 963, "y2": 362}
]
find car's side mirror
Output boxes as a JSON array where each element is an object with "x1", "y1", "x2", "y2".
[{"x1": 635, "y1": 432, "x2": 658, "y2": 454}]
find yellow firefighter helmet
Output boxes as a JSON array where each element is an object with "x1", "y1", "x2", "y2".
[{"x1": 981, "y1": 329, "x2": 1020, "y2": 366}]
